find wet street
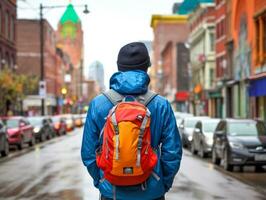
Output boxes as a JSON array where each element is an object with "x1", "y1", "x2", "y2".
[{"x1": 0, "y1": 128, "x2": 266, "y2": 200}]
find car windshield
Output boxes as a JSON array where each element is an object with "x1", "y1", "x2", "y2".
[
  {"x1": 203, "y1": 121, "x2": 219, "y2": 133},
  {"x1": 228, "y1": 121, "x2": 266, "y2": 136},
  {"x1": 52, "y1": 117, "x2": 60, "y2": 123},
  {"x1": 185, "y1": 119, "x2": 198, "y2": 128},
  {"x1": 28, "y1": 117, "x2": 42, "y2": 126},
  {"x1": 5, "y1": 119, "x2": 19, "y2": 128}
]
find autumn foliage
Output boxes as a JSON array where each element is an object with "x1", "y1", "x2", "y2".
[{"x1": 0, "y1": 69, "x2": 38, "y2": 115}]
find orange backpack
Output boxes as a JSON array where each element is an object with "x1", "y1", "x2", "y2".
[{"x1": 96, "y1": 90, "x2": 158, "y2": 186}]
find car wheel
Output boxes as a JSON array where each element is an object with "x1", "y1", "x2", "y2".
[
  {"x1": 191, "y1": 141, "x2": 197, "y2": 155},
  {"x1": 212, "y1": 147, "x2": 220, "y2": 165},
  {"x1": 17, "y1": 139, "x2": 23, "y2": 150},
  {"x1": 199, "y1": 144, "x2": 207, "y2": 158},
  {"x1": 29, "y1": 136, "x2": 35, "y2": 147},
  {"x1": 47, "y1": 131, "x2": 52, "y2": 140},
  {"x1": 255, "y1": 166, "x2": 264, "y2": 172},
  {"x1": 1, "y1": 140, "x2": 9, "y2": 157},
  {"x1": 223, "y1": 149, "x2": 233, "y2": 171}
]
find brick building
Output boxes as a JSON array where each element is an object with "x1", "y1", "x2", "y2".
[
  {"x1": 150, "y1": 15, "x2": 189, "y2": 105},
  {"x1": 56, "y1": 4, "x2": 84, "y2": 103},
  {"x1": 0, "y1": 0, "x2": 16, "y2": 70},
  {"x1": 17, "y1": 19, "x2": 65, "y2": 115}
]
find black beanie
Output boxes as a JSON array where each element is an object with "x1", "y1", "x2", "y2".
[{"x1": 117, "y1": 42, "x2": 151, "y2": 72}]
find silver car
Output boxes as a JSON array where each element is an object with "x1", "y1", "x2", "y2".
[{"x1": 191, "y1": 118, "x2": 220, "y2": 158}]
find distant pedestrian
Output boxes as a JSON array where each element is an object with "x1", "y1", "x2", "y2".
[{"x1": 81, "y1": 42, "x2": 182, "y2": 200}]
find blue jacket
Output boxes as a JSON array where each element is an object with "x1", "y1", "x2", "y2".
[{"x1": 81, "y1": 70, "x2": 182, "y2": 200}]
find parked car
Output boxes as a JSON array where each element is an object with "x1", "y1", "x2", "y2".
[
  {"x1": 73, "y1": 114, "x2": 83, "y2": 127},
  {"x1": 191, "y1": 118, "x2": 220, "y2": 158},
  {"x1": 63, "y1": 114, "x2": 75, "y2": 131},
  {"x1": 81, "y1": 113, "x2": 87, "y2": 125},
  {"x1": 27, "y1": 116, "x2": 54, "y2": 142},
  {"x1": 1, "y1": 117, "x2": 35, "y2": 150},
  {"x1": 179, "y1": 116, "x2": 210, "y2": 147},
  {"x1": 174, "y1": 112, "x2": 194, "y2": 126},
  {"x1": 0, "y1": 119, "x2": 9, "y2": 157},
  {"x1": 46, "y1": 117, "x2": 57, "y2": 137},
  {"x1": 51, "y1": 116, "x2": 67, "y2": 136},
  {"x1": 212, "y1": 119, "x2": 266, "y2": 172}
]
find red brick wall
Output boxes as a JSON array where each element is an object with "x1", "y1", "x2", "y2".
[
  {"x1": 162, "y1": 42, "x2": 173, "y2": 94},
  {"x1": 153, "y1": 22, "x2": 189, "y2": 93},
  {"x1": 56, "y1": 22, "x2": 83, "y2": 98},
  {"x1": 0, "y1": 0, "x2": 16, "y2": 69},
  {"x1": 16, "y1": 19, "x2": 62, "y2": 96},
  {"x1": 215, "y1": 0, "x2": 227, "y2": 79},
  {"x1": 190, "y1": 7, "x2": 215, "y2": 31}
]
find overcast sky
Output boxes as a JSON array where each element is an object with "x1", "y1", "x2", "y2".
[{"x1": 18, "y1": 0, "x2": 181, "y2": 87}]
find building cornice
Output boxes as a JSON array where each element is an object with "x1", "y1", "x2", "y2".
[{"x1": 150, "y1": 15, "x2": 188, "y2": 28}]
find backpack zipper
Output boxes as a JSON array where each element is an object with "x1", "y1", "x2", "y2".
[
  {"x1": 115, "y1": 134, "x2": 120, "y2": 160},
  {"x1": 105, "y1": 139, "x2": 109, "y2": 159}
]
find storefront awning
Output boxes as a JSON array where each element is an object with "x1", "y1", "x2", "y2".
[
  {"x1": 208, "y1": 90, "x2": 222, "y2": 98},
  {"x1": 249, "y1": 77, "x2": 266, "y2": 97},
  {"x1": 175, "y1": 91, "x2": 189, "y2": 101}
]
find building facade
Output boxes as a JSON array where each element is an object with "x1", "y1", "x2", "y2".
[
  {"x1": 211, "y1": 0, "x2": 227, "y2": 118},
  {"x1": 248, "y1": 0, "x2": 266, "y2": 120},
  {"x1": 150, "y1": 15, "x2": 190, "y2": 105},
  {"x1": 0, "y1": 0, "x2": 16, "y2": 70},
  {"x1": 188, "y1": 1, "x2": 216, "y2": 116},
  {"x1": 16, "y1": 19, "x2": 63, "y2": 115},
  {"x1": 56, "y1": 4, "x2": 84, "y2": 102}
]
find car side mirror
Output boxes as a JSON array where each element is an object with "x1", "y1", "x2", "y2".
[
  {"x1": 195, "y1": 128, "x2": 201, "y2": 134},
  {"x1": 179, "y1": 124, "x2": 184, "y2": 129}
]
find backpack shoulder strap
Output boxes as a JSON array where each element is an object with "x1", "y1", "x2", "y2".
[
  {"x1": 102, "y1": 89, "x2": 124, "y2": 105},
  {"x1": 137, "y1": 90, "x2": 158, "y2": 106}
]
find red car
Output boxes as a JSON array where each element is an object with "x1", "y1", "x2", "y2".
[
  {"x1": 1, "y1": 117, "x2": 35, "y2": 150},
  {"x1": 51, "y1": 116, "x2": 67, "y2": 136}
]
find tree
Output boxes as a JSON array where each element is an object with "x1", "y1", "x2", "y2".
[{"x1": 0, "y1": 69, "x2": 38, "y2": 115}]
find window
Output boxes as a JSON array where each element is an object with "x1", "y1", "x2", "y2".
[
  {"x1": 255, "y1": 19, "x2": 260, "y2": 64},
  {"x1": 216, "y1": 22, "x2": 219, "y2": 39},
  {"x1": 0, "y1": 7, "x2": 2, "y2": 35},
  {"x1": 255, "y1": 13, "x2": 266, "y2": 65},
  {"x1": 210, "y1": 33, "x2": 215, "y2": 52},
  {"x1": 210, "y1": 68, "x2": 214, "y2": 86},
  {"x1": 5, "y1": 52, "x2": 9, "y2": 68},
  {"x1": 263, "y1": 15, "x2": 266, "y2": 59},
  {"x1": 203, "y1": 121, "x2": 220, "y2": 132},
  {"x1": 228, "y1": 122, "x2": 266, "y2": 136},
  {"x1": 10, "y1": 16, "x2": 14, "y2": 41},
  {"x1": 0, "y1": 49, "x2": 2, "y2": 69},
  {"x1": 5, "y1": 11, "x2": 9, "y2": 39}
]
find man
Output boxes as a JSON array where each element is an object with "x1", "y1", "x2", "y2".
[{"x1": 81, "y1": 42, "x2": 182, "y2": 200}]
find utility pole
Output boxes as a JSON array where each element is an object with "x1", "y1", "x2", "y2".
[
  {"x1": 38, "y1": 3, "x2": 89, "y2": 116},
  {"x1": 40, "y1": 4, "x2": 45, "y2": 116}
]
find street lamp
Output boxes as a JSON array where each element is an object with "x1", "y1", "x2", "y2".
[{"x1": 39, "y1": 3, "x2": 89, "y2": 116}]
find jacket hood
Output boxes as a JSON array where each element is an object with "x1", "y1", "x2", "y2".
[{"x1": 109, "y1": 70, "x2": 150, "y2": 95}]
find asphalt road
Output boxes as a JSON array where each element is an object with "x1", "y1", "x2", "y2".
[{"x1": 0, "y1": 128, "x2": 266, "y2": 200}]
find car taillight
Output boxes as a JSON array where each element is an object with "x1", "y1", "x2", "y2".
[{"x1": 54, "y1": 123, "x2": 60, "y2": 129}]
